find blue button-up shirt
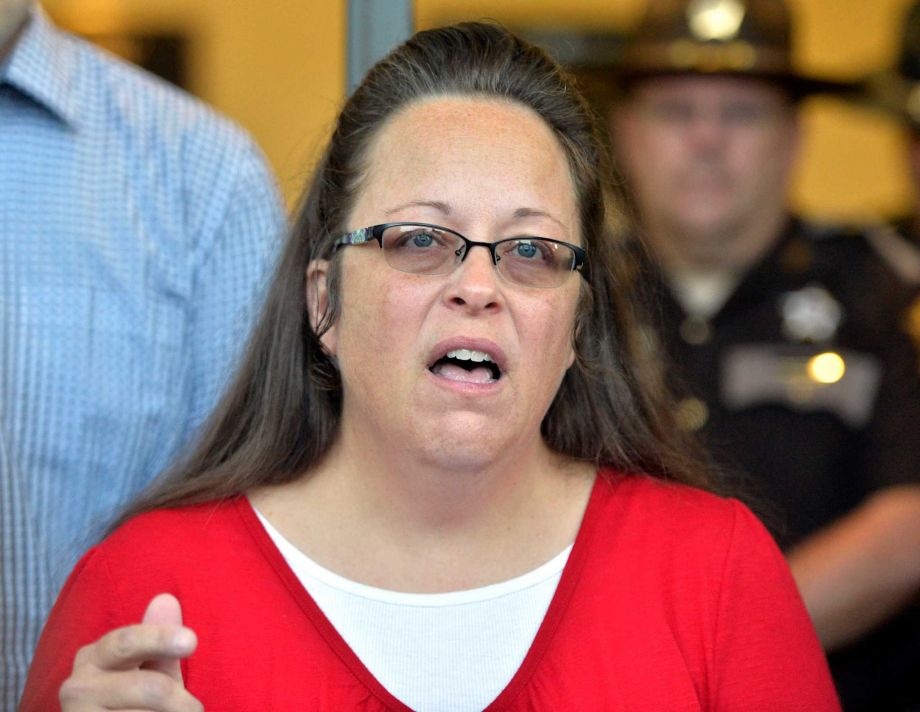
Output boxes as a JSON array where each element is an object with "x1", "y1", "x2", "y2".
[{"x1": 0, "y1": 8, "x2": 284, "y2": 704}]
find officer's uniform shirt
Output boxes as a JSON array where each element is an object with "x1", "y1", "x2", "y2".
[{"x1": 634, "y1": 216, "x2": 920, "y2": 710}]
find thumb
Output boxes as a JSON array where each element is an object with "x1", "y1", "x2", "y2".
[{"x1": 140, "y1": 593, "x2": 193, "y2": 683}]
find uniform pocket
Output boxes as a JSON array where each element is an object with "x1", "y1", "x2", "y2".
[{"x1": 721, "y1": 344, "x2": 882, "y2": 428}]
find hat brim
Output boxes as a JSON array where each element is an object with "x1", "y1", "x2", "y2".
[
  {"x1": 569, "y1": 65, "x2": 857, "y2": 111},
  {"x1": 611, "y1": 66, "x2": 858, "y2": 99},
  {"x1": 848, "y1": 70, "x2": 920, "y2": 130}
]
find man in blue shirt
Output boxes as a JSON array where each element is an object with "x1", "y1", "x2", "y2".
[{"x1": 0, "y1": 2, "x2": 284, "y2": 705}]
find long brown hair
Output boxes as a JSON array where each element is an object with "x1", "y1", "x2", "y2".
[{"x1": 113, "y1": 21, "x2": 716, "y2": 529}]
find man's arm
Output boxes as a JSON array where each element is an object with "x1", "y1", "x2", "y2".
[{"x1": 788, "y1": 484, "x2": 920, "y2": 651}]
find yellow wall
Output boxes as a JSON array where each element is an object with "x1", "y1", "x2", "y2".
[
  {"x1": 45, "y1": 0, "x2": 345, "y2": 208},
  {"x1": 789, "y1": 0, "x2": 916, "y2": 220},
  {"x1": 42, "y1": 0, "x2": 920, "y2": 220}
]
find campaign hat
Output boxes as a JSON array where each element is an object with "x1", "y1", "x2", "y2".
[{"x1": 615, "y1": 0, "x2": 852, "y2": 96}]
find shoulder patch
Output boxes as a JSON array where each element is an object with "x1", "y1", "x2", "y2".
[
  {"x1": 802, "y1": 220, "x2": 862, "y2": 242},
  {"x1": 866, "y1": 225, "x2": 920, "y2": 285}
]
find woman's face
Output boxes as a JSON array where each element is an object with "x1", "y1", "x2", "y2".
[{"x1": 311, "y1": 96, "x2": 583, "y2": 471}]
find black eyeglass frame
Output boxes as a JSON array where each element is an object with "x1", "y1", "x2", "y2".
[{"x1": 334, "y1": 222, "x2": 587, "y2": 285}]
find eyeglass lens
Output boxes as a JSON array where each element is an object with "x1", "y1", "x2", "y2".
[{"x1": 379, "y1": 224, "x2": 576, "y2": 288}]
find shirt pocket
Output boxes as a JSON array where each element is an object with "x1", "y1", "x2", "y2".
[
  {"x1": 81, "y1": 285, "x2": 189, "y2": 475},
  {"x1": 10, "y1": 283, "x2": 189, "y2": 550},
  {"x1": 721, "y1": 344, "x2": 882, "y2": 428}
]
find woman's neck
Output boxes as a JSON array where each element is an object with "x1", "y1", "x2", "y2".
[{"x1": 249, "y1": 435, "x2": 595, "y2": 593}]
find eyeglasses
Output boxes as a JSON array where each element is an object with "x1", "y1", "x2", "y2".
[{"x1": 335, "y1": 222, "x2": 586, "y2": 289}]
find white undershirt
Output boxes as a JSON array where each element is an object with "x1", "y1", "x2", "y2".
[
  {"x1": 254, "y1": 509, "x2": 570, "y2": 712},
  {"x1": 668, "y1": 268, "x2": 740, "y2": 319}
]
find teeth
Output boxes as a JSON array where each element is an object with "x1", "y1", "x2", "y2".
[{"x1": 447, "y1": 349, "x2": 493, "y2": 363}]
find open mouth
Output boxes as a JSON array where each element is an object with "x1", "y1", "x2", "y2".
[{"x1": 429, "y1": 348, "x2": 502, "y2": 384}]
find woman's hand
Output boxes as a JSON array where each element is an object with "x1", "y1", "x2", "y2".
[{"x1": 59, "y1": 593, "x2": 202, "y2": 712}]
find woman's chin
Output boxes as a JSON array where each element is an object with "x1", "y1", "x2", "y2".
[{"x1": 418, "y1": 444, "x2": 499, "y2": 474}]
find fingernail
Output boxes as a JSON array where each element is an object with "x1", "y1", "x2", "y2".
[{"x1": 172, "y1": 629, "x2": 195, "y2": 651}]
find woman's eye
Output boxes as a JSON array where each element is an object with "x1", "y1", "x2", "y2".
[
  {"x1": 411, "y1": 232, "x2": 435, "y2": 248},
  {"x1": 391, "y1": 230, "x2": 442, "y2": 249},
  {"x1": 514, "y1": 241, "x2": 542, "y2": 259}
]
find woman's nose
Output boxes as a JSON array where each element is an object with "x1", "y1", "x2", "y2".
[{"x1": 443, "y1": 243, "x2": 501, "y2": 312}]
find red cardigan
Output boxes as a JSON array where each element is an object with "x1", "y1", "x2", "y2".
[{"x1": 21, "y1": 471, "x2": 840, "y2": 711}]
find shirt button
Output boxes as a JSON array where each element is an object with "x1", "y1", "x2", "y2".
[
  {"x1": 680, "y1": 316, "x2": 712, "y2": 345},
  {"x1": 676, "y1": 396, "x2": 709, "y2": 432}
]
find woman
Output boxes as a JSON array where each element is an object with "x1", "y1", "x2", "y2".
[{"x1": 21, "y1": 23, "x2": 838, "y2": 711}]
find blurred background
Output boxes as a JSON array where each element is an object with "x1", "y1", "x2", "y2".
[{"x1": 42, "y1": 0, "x2": 919, "y2": 218}]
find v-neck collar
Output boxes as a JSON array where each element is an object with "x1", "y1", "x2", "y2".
[{"x1": 234, "y1": 472, "x2": 611, "y2": 711}]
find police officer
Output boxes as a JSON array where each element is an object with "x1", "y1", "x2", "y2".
[{"x1": 606, "y1": 1, "x2": 920, "y2": 709}]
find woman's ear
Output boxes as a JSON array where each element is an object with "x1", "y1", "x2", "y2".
[
  {"x1": 566, "y1": 323, "x2": 578, "y2": 371},
  {"x1": 306, "y1": 259, "x2": 337, "y2": 356}
]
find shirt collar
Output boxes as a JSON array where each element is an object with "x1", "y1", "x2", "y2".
[{"x1": 3, "y1": 5, "x2": 80, "y2": 128}]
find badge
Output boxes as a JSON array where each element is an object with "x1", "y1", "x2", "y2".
[
  {"x1": 779, "y1": 284, "x2": 843, "y2": 342},
  {"x1": 687, "y1": 0, "x2": 746, "y2": 41}
]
